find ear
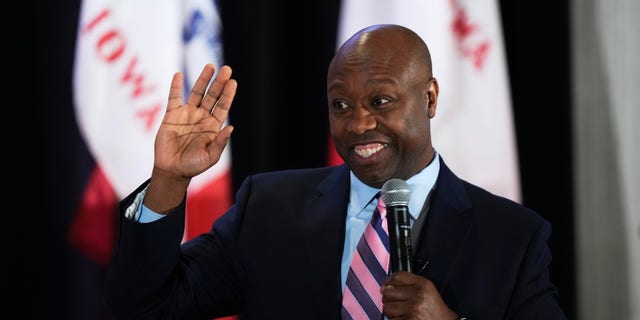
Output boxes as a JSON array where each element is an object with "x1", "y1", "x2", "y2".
[{"x1": 426, "y1": 77, "x2": 439, "y2": 118}]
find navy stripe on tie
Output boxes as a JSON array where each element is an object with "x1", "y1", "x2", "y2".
[
  {"x1": 345, "y1": 268, "x2": 381, "y2": 319},
  {"x1": 340, "y1": 306, "x2": 353, "y2": 320},
  {"x1": 371, "y1": 216, "x2": 390, "y2": 254},
  {"x1": 358, "y1": 240, "x2": 388, "y2": 285}
]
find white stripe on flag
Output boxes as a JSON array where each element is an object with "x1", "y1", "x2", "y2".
[{"x1": 73, "y1": 0, "x2": 182, "y2": 198}]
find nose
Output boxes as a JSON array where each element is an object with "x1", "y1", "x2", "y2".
[{"x1": 348, "y1": 106, "x2": 377, "y2": 135}]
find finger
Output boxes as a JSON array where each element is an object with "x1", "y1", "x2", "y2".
[
  {"x1": 382, "y1": 287, "x2": 416, "y2": 319},
  {"x1": 210, "y1": 78, "x2": 237, "y2": 129},
  {"x1": 200, "y1": 65, "x2": 233, "y2": 114},
  {"x1": 186, "y1": 64, "x2": 216, "y2": 107},
  {"x1": 167, "y1": 71, "x2": 184, "y2": 111},
  {"x1": 384, "y1": 271, "x2": 417, "y2": 286},
  {"x1": 381, "y1": 283, "x2": 406, "y2": 301},
  {"x1": 208, "y1": 125, "x2": 234, "y2": 163}
]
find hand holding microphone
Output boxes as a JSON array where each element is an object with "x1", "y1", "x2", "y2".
[{"x1": 381, "y1": 179, "x2": 413, "y2": 273}]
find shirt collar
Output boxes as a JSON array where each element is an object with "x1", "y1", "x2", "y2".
[{"x1": 349, "y1": 151, "x2": 441, "y2": 219}]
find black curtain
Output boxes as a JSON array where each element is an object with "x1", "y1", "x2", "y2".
[
  {"x1": 31, "y1": 0, "x2": 573, "y2": 318},
  {"x1": 499, "y1": 0, "x2": 574, "y2": 316}
]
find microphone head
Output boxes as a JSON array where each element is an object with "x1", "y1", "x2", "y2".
[{"x1": 381, "y1": 179, "x2": 411, "y2": 206}]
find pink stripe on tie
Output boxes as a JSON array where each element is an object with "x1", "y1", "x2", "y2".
[
  {"x1": 342, "y1": 286, "x2": 369, "y2": 320},
  {"x1": 350, "y1": 249, "x2": 384, "y2": 304}
]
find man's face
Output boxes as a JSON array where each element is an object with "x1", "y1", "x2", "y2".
[{"x1": 327, "y1": 52, "x2": 436, "y2": 188}]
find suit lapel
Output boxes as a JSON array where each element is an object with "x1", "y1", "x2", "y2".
[
  {"x1": 413, "y1": 158, "x2": 473, "y2": 287},
  {"x1": 302, "y1": 165, "x2": 350, "y2": 311}
]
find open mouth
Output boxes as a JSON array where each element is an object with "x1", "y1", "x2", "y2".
[{"x1": 354, "y1": 143, "x2": 385, "y2": 159}]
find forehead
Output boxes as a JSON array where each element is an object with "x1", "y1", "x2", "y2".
[
  {"x1": 327, "y1": 64, "x2": 401, "y2": 93},
  {"x1": 327, "y1": 50, "x2": 416, "y2": 93}
]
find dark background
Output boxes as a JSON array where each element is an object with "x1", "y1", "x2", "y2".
[{"x1": 30, "y1": 0, "x2": 573, "y2": 319}]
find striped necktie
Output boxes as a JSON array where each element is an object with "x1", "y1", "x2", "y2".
[{"x1": 342, "y1": 197, "x2": 390, "y2": 320}]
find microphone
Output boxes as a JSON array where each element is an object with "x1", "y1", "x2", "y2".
[{"x1": 381, "y1": 179, "x2": 413, "y2": 273}]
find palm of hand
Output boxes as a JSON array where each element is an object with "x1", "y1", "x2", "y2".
[
  {"x1": 155, "y1": 105, "x2": 226, "y2": 179},
  {"x1": 153, "y1": 64, "x2": 237, "y2": 181}
]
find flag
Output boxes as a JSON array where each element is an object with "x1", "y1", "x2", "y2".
[
  {"x1": 330, "y1": 0, "x2": 521, "y2": 202},
  {"x1": 70, "y1": 0, "x2": 232, "y2": 266}
]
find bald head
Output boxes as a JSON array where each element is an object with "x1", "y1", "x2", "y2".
[{"x1": 329, "y1": 24, "x2": 433, "y2": 81}]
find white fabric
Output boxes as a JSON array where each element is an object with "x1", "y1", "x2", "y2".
[{"x1": 573, "y1": 0, "x2": 640, "y2": 318}]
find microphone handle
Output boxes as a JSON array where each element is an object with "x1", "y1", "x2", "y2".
[{"x1": 387, "y1": 205, "x2": 413, "y2": 273}]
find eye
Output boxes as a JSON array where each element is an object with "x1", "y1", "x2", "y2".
[
  {"x1": 332, "y1": 100, "x2": 350, "y2": 111},
  {"x1": 372, "y1": 97, "x2": 390, "y2": 106}
]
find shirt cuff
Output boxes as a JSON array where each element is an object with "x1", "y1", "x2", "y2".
[{"x1": 124, "y1": 184, "x2": 169, "y2": 223}]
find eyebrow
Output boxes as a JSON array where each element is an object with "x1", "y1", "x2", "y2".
[{"x1": 327, "y1": 76, "x2": 398, "y2": 93}]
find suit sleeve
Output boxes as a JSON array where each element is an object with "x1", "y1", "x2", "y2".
[
  {"x1": 506, "y1": 219, "x2": 568, "y2": 320},
  {"x1": 103, "y1": 179, "x2": 246, "y2": 319}
]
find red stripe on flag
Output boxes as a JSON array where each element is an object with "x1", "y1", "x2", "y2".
[
  {"x1": 326, "y1": 134, "x2": 343, "y2": 166},
  {"x1": 68, "y1": 165, "x2": 117, "y2": 266},
  {"x1": 184, "y1": 170, "x2": 233, "y2": 241}
]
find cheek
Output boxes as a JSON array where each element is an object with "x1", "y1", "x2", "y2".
[
  {"x1": 328, "y1": 116, "x2": 338, "y2": 131},
  {"x1": 329, "y1": 119, "x2": 350, "y2": 158},
  {"x1": 397, "y1": 113, "x2": 430, "y2": 142},
  {"x1": 328, "y1": 117, "x2": 346, "y2": 139}
]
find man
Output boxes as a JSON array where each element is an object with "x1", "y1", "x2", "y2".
[{"x1": 105, "y1": 24, "x2": 567, "y2": 319}]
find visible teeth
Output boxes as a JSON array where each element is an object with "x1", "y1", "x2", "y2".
[{"x1": 355, "y1": 144, "x2": 384, "y2": 158}]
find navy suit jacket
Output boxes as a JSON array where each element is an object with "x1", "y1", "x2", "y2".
[{"x1": 105, "y1": 157, "x2": 567, "y2": 319}]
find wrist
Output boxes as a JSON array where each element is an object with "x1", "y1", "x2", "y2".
[{"x1": 145, "y1": 169, "x2": 190, "y2": 214}]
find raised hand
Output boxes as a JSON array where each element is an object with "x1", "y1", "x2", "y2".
[{"x1": 144, "y1": 64, "x2": 237, "y2": 214}]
